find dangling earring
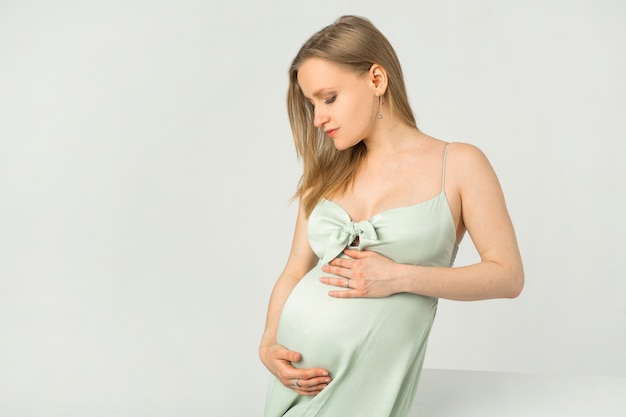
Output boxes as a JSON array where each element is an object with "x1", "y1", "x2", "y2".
[{"x1": 377, "y1": 94, "x2": 383, "y2": 119}]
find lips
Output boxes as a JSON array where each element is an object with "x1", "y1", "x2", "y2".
[{"x1": 325, "y1": 128, "x2": 339, "y2": 138}]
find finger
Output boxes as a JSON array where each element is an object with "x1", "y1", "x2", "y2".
[
  {"x1": 320, "y1": 276, "x2": 353, "y2": 287},
  {"x1": 321, "y1": 264, "x2": 353, "y2": 279},
  {"x1": 292, "y1": 375, "x2": 332, "y2": 395},
  {"x1": 288, "y1": 350, "x2": 301, "y2": 362},
  {"x1": 295, "y1": 374, "x2": 332, "y2": 388},
  {"x1": 279, "y1": 368, "x2": 331, "y2": 394},
  {"x1": 294, "y1": 386, "x2": 325, "y2": 396},
  {"x1": 280, "y1": 366, "x2": 330, "y2": 382},
  {"x1": 303, "y1": 375, "x2": 332, "y2": 387},
  {"x1": 327, "y1": 257, "x2": 352, "y2": 268},
  {"x1": 328, "y1": 289, "x2": 359, "y2": 298},
  {"x1": 294, "y1": 367, "x2": 330, "y2": 380},
  {"x1": 274, "y1": 345, "x2": 301, "y2": 363},
  {"x1": 343, "y1": 249, "x2": 370, "y2": 258}
]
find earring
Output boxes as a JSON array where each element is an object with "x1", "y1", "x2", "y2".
[{"x1": 377, "y1": 94, "x2": 383, "y2": 119}]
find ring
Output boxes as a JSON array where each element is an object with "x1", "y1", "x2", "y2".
[
  {"x1": 294, "y1": 378, "x2": 301, "y2": 388},
  {"x1": 345, "y1": 279, "x2": 350, "y2": 288}
]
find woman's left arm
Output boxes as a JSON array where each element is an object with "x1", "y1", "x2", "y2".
[{"x1": 320, "y1": 143, "x2": 524, "y2": 301}]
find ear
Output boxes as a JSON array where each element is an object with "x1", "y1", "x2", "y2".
[{"x1": 369, "y1": 64, "x2": 388, "y2": 96}]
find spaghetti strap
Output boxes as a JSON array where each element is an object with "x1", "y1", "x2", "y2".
[{"x1": 441, "y1": 143, "x2": 450, "y2": 192}]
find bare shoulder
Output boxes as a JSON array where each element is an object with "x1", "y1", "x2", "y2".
[
  {"x1": 416, "y1": 134, "x2": 490, "y2": 170},
  {"x1": 445, "y1": 142, "x2": 497, "y2": 181},
  {"x1": 446, "y1": 142, "x2": 491, "y2": 168},
  {"x1": 443, "y1": 141, "x2": 504, "y2": 207}
]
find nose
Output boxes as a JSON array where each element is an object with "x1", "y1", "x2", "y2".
[{"x1": 313, "y1": 106, "x2": 329, "y2": 128}]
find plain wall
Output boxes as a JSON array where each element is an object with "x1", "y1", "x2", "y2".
[{"x1": 1, "y1": 0, "x2": 624, "y2": 416}]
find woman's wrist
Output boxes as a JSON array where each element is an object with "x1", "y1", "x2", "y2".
[
  {"x1": 259, "y1": 337, "x2": 275, "y2": 367},
  {"x1": 393, "y1": 263, "x2": 422, "y2": 294},
  {"x1": 260, "y1": 331, "x2": 278, "y2": 350}
]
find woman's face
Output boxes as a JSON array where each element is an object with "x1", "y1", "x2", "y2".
[{"x1": 297, "y1": 58, "x2": 378, "y2": 150}]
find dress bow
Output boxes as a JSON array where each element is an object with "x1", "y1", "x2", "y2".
[{"x1": 322, "y1": 220, "x2": 379, "y2": 263}]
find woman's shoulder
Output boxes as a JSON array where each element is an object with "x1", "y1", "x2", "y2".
[
  {"x1": 417, "y1": 134, "x2": 490, "y2": 168},
  {"x1": 444, "y1": 141, "x2": 500, "y2": 195},
  {"x1": 446, "y1": 141, "x2": 491, "y2": 170}
]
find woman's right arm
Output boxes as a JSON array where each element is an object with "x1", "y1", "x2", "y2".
[{"x1": 259, "y1": 202, "x2": 332, "y2": 396}]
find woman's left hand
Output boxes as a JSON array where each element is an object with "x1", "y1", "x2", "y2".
[{"x1": 320, "y1": 249, "x2": 401, "y2": 298}]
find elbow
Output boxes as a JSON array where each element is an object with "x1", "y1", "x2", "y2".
[{"x1": 505, "y1": 267, "x2": 525, "y2": 299}]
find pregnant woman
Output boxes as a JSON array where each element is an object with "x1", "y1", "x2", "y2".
[{"x1": 260, "y1": 15, "x2": 524, "y2": 417}]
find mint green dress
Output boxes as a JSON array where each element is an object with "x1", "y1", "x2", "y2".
[{"x1": 264, "y1": 147, "x2": 458, "y2": 417}]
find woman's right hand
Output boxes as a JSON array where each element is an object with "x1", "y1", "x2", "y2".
[{"x1": 260, "y1": 343, "x2": 332, "y2": 396}]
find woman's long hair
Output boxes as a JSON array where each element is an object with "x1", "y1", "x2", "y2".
[{"x1": 288, "y1": 15, "x2": 417, "y2": 216}]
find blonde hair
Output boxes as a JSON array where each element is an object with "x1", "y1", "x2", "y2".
[{"x1": 288, "y1": 15, "x2": 417, "y2": 216}]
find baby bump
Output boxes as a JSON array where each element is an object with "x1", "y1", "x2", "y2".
[{"x1": 277, "y1": 265, "x2": 438, "y2": 372}]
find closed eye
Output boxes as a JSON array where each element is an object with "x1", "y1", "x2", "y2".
[{"x1": 324, "y1": 95, "x2": 337, "y2": 105}]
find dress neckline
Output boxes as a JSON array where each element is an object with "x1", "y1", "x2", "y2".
[{"x1": 322, "y1": 191, "x2": 448, "y2": 222}]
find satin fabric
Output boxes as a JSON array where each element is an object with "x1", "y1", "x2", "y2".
[{"x1": 264, "y1": 145, "x2": 458, "y2": 416}]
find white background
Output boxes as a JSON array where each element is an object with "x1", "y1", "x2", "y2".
[{"x1": 1, "y1": 0, "x2": 624, "y2": 416}]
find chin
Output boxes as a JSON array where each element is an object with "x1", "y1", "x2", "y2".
[
  {"x1": 333, "y1": 143, "x2": 351, "y2": 151},
  {"x1": 332, "y1": 138, "x2": 362, "y2": 151}
]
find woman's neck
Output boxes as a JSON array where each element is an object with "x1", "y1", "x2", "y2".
[{"x1": 362, "y1": 120, "x2": 424, "y2": 158}]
